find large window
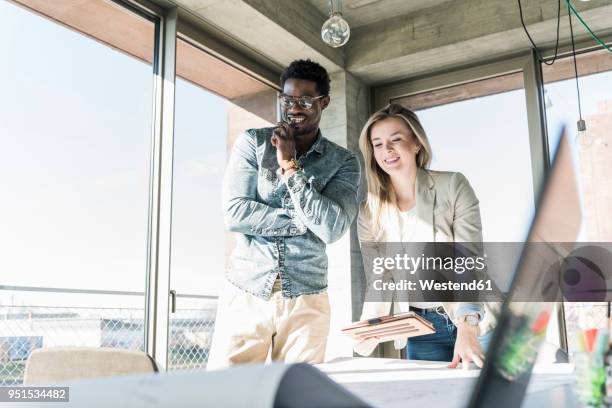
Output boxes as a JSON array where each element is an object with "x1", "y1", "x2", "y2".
[
  {"x1": 543, "y1": 47, "x2": 612, "y2": 353},
  {"x1": 0, "y1": 0, "x2": 281, "y2": 381},
  {"x1": 394, "y1": 73, "x2": 535, "y2": 242},
  {"x1": 0, "y1": 0, "x2": 156, "y2": 384},
  {"x1": 167, "y1": 38, "x2": 276, "y2": 370}
]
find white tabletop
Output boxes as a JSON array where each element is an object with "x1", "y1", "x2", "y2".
[{"x1": 316, "y1": 357, "x2": 575, "y2": 408}]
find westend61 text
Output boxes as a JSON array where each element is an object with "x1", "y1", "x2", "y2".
[{"x1": 372, "y1": 279, "x2": 493, "y2": 291}]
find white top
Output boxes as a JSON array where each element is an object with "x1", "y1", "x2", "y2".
[
  {"x1": 398, "y1": 207, "x2": 417, "y2": 241},
  {"x1": 399, "y1": 205, "x2": 440, "y2": 310}
]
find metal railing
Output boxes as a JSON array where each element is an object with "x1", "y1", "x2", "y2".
[
  {"x1": 0, "y1": 286, "x2": 217, "y2": 385},
  {"x1": 2, "y1": 286, "x2": 602, "y2": 384}
]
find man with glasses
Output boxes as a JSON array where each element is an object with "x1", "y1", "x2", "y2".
[{"x1": 208, "y1": 59, "x2": 361, "y2": 369}]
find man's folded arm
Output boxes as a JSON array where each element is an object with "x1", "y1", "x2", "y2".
[
  {"x1": 222, "y1": 132, "x2": 304, "y2": 237},
  {"x1": 284, "y1": 153, "x2": 360, "y2": 244}
]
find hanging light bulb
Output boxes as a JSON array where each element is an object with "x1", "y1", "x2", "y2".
[
  {"x1": 576, "y1": 119, "x2": 608, "y2": 149},
  {"x1": 321, "y1": 0, "x2": 350, "y2": 48},
  {"x1": 575, "y1": 119, "x2": 592, "y2": 149},
  {"x1": 567, "y1": 7, "x2": 590, "y2": 149}
]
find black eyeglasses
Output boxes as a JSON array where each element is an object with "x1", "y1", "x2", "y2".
[{"x1": 278, "y1": 94, "x2": 325, "y2": 110}]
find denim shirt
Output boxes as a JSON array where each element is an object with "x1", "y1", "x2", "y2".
[{"x1": 222, "y1": 127, "x2": 361, "y2": 299}]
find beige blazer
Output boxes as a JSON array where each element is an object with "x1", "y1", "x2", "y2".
[{"x1": 358, "y1": 168, "x2": 498, "y2": 335}]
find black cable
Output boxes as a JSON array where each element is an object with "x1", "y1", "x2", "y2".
[
  {"x1": 568, "y1": 6, "x2": 583, "y2": 121},
  {"x1": 549, "y1": 0, "x2": 562, "y2": 65},
  {"x1": 518, "y1": 0, "x2": 561, "y2": 65}
]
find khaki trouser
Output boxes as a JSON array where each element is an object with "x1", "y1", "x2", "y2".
[{"x1": 207, "y1": 279, "x2": 330, "y2": 370}]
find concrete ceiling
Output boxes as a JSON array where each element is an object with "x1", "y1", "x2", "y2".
[
  {"x1": 174, "y1": 0, "x2": 612, "y2": 86},
  {"x1": 307, "y1": 0, "x2": 455, "y2": 28}
]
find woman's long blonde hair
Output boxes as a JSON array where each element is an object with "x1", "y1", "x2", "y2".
[{"x1": 358, "y1": 103, "x2": 433, "y2": 240}]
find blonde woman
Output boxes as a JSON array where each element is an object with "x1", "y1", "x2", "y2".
[{"x1": 356, "y1": 103, "x2": 496, "y2": 368}]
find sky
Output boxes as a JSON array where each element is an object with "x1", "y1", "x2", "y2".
[
  {"x1": 1, "y1": 0, "x2": 611, "y2": 309},
  {"x1": 0, "y1": 0, "x2": 227, "y2": 307},
  {"x1": 418, "y1": 89, "x2": 535, "y2": 243}
]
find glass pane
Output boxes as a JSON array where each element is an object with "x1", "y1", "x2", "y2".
[
  {"x1": 0, "y1": 0, "x2": 155, "y2": 384},
  {"x1": 543, "y1": 48, "x2": 612, "y2": 353},
  {"x1": 394, "y1": 73, "x2": 535, "y2": 242},
  {"x1": 169, "y1": 38, "x2": 276, "y2": 370},
  {"x1": 543, "y1": 48, "x2": 612, "y2": 241}
]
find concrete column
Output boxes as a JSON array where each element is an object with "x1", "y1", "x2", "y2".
[{"x1": 320, "y1": 70, "x2": 370, "y2": 360}]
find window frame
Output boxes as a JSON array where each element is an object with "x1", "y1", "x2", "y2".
[
  {"x1": 12, "y1": 0, "x2": 612, "y2": 368},
  {"x1": 119, "y1": 0, "x2": 282, "y2": 370},
  {"x1": 372, "y1": 33, "x2": 612, "y2": 354}
]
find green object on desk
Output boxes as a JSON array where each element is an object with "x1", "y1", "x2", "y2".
[
  {"x1": 495, "y1": 313, "x2": 546, "y2": 381},
  {"x1": 574, "y1": 351, "x2": 605, "y2": 407}
]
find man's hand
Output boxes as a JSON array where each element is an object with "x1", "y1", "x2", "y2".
[
  {"x1": 448, "y1": 322, "x2": 484, "y2": 369},
  {"x1": 271, "y1": 121, "x2": 296, "y2": 169}
]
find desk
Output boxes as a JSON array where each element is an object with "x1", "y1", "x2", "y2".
[{"x1": 317, "y1": 357, "x2": 577, "y2": 408}]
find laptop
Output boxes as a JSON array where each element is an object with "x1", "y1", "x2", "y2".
[{"x1": 468, "y1": 127, "x2": 582, "y2": 407}]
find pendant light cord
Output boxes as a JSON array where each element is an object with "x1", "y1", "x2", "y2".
[
  {"x1": 568, "y1": 6, "x2": 583, "y2": 122},
  {"x1": 518, "y1": 0, "x2": 561, "y2": 65}
]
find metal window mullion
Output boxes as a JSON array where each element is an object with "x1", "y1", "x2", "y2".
[
  {"x1": 145, "y1": 6, "x2": 177, "y2": 372},
  {"x1": 522, "y1": 49, "x2": 568, "y2": 353},
  {"x1": 523, "y1": 49, "x2": 550, "y2": 197}
]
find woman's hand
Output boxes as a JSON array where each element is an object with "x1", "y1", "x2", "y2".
[
  {"x1": 353, "y1": 337, "x2": 380, "y2": 357},
  {"x1": 448, "y1": 322, "x2": 484, "y2": 369}
]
